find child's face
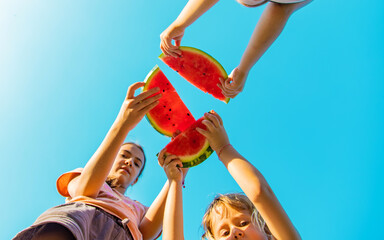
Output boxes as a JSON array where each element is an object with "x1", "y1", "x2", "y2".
[
  {"x1": 109, "y1": 144, "x2": 145, "y2": 188},
  {"x1": 210, "y1": 205, "x2": 267, "y2": 240}
]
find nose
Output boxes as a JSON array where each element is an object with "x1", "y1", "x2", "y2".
[
  {"x1": 125, "y1": 158, "x2": 133, "y2": 167},
  {"x1": 232, "y1": 229, "x2": 244, "y2": 239}
]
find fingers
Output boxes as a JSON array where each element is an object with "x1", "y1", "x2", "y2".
[
  {"x1": 204, "y1": 111, "x2": 221, "y2": 128},
  {"x1": 160, "y1": 37, "x2": 180, "y2": 58},
  {"x1": 138, "y1": 98, "x2": 160, "y2": 114},
  {"x1": 222, "y1": 91, "x2": 240, "y2": 99},
  {"x1": 217, "y1": 82, "x2": 240, "y2": 99},
  {"x1": 158, "y1": 148, "x2": 167, "y2": 167},
  {"x1": 126, "y1": 82, "x2": 145, "y2": 99},
  {"x1": 163, "y1": 154, "x2": 183, "y2": 168},
  {"x1": 129, "y1": 87, "x2": 161, "y2": 113},
  {"x1": 209, "y1": 110, "x2": 223, "y2": 126},
  {"x1": 161, "y1": 43, "x2": 179, "y2": 58},
  {"x1": 160, "y1": 29, "x2": 182, "y2": 57},
  {"x1": 196, "y1": 127, "x2": 208, "y2": 137},
  {"x1": 133, "y1": 87, "x2": 160, "y2": 103}
]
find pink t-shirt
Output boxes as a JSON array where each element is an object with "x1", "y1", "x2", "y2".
[{"x1": 56, "y1": 168, "x2": 148, "y2": 240}]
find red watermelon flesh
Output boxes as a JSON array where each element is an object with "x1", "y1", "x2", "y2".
[
  {"x1": 144, "y1": 65, "x2": 195, "y2": 137},
  {"x1": 165, "y1": 117, "x2": 213, "y2": 168},
  {"x1": 159, "y1": 46, "x2": 229, "y2": 103}
]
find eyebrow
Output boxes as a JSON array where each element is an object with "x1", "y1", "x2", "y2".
[{"x1": 122, "y1": 150, "x2": 143, "y2": 164}]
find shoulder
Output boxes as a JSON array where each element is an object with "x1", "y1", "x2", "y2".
[{"x1": 56, "y1": 168, "x2": 83, "y2": 197}]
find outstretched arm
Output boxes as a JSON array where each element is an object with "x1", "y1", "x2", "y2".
[
  {"x1": 68, "y1": 83, "x2": 161, "y2": 198},
  {"x1": 197, "y1": 110, "x2": 301, "y2": 240},
  {"x1": 220, "y1": 1, "x2": 312, "y2": 98},
  {"x1": 159, "y1": 149, "x2": 185, "y2": 240},
  {"x1": 160, "y1": 0, "x2": 219, "y2": 57},
  {"x1": 139, "y1": 150, "x2": 187, "y2": 240}
]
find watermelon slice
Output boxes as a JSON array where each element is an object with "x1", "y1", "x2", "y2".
[
  {"x1": 159, "y1": 46, "x2": 230, "y2": 103},
  {"x1": 164, "y1": 117, "x2": 213, "y2": 168},
  {"x1": 143, "y1": 65, "x2": 195, "y2": 137}
]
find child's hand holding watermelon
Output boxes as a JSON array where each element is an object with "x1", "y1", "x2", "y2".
[
  {"x1": 196, "y1": 110, "x2": 230, "y2": 154},
  {"x1": 218, "y1": 67, "x2": 247, "y2": 99},
  {"x1": 160, "y1": 0, "x2": 311, "y2": 99},
  {"x1": 118, "y1": 82, "x2": 161, "y2": 131},
  {"x1": 158, "y1": 149, "x2": 185, "y2": 240},
  {"x1": 158, "y1": 149, "x2": 184, "y2": 183},
  {"x1": 160, "y1": 24, "x2": 184, "y2": 58}
]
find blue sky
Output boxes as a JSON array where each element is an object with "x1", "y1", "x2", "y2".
[{"x1": 1, "y1": 0, "x2": 383, "y2": 239}]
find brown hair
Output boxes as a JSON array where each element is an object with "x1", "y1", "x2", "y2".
[
  {"x1": 201, "y1": 193, "x2": 272, "y2": 240},
  {"x1": 106, "y1": 142, "x2": 146, "y2": 189}
]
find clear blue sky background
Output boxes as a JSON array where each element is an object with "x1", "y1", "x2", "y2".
[{"x1": 1, "y1": 0, "x2": 383, "y2": 239}]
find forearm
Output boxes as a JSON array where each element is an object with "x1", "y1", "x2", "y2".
[
  {"x1": 163, "y1": 180, "x2": 184, "y2": 240},
  {"x1": 75, "y1": 117, "x2": 130, "y2": 197},
  {"x1": 220, "y1": 146, "x2": 301, "y2": 240},
  {"x1": 140, "y1": 181, "x2": 170, "y2": 240},
  {"x1": 172, "y1": 0, "x2": 219, "y2": 28},
  {"x1": 238, "y1": 2, "x2": 305, "y2": 73},
  {"x1": 219, "y1": 145, "x2": 269, "y2": 202}
]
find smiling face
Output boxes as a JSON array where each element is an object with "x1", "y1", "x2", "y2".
[
  {"x1": 108, "y1": 143, "x2": 145, "y2": 192},
  {"x1": 210, "y1": 205, "x2": 267, "y2": 240}
]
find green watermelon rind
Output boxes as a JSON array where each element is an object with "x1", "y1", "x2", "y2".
[
  {"x1": 143, "y1": 65, "x2": 173, "y2": 137},
  {"x1": 157, "y1": 144, "x2": 214, "y2": 168},
  {"x1": 159, "y1": 46, "x2": 230, "y2": 104},
  {"x1": 181, "y1": 145, "x2": 214, "y2": 168}
]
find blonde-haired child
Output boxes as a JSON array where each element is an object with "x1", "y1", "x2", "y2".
[
  {"x1": 159, "y1": 110, "x2": 300, "y2": 240},
  {"x1": 202, "y1": 193, "x2": 273, "y2": 239},
  {"x1": 160, "y1": 0, "x2": 312, "y2": 99}
]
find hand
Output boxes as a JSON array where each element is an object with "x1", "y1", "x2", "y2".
[
  {"x1": 118, "y1": 82, "x2": 161, "y2": 131},
  {"x1": 196, "y1": 110, "x2": 230, "y2": 152},
  {"x1": 218, "y1": 67, "x2": 248, "y2": 99},
  {"x1": 158, "y1": 149, "x2": 184, "y2": 183},
  {"x1": 160, "y1": 24, "x2": 185, "y2": 57}
]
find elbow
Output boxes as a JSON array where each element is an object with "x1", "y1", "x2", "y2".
[{"x1": 248, "y1": 183, "x2": 272, "y2": 203}]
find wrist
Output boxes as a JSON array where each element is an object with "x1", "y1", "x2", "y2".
[
  {"x1": 171, "y1": 21, "x2": 187, "y2": 31},
  {"x1": 169, "y1": 179, "x2": 183, "y2": 186},
  {"x1": 216, "y1": 143, "x2": 232, "y2": 158},
  {"x1": 237, "y1": 65, "x2": 250, "y2": 76}
]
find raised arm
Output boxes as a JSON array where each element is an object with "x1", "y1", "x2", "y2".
[
  {"x1": 220, "y1": 0, "x2": 312, "y2": 99},
  {"x1": 197, "y1": 110, "x2": 301, "y2": 240},
  {"x1": 158, "y1": 149, "x2": 185, "y2": 240},
  {"x1": 68, "y1": 82, "x2": 161, "y2": 198},
  {"x1": 139, "y1": 149, "x2": 187, "y2": 240},
  {"x1": 160, "y1": 0, "x2": 219, "y2": 57}
]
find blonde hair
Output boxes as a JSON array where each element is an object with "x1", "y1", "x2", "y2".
[{"x1": 201, "y1": 193, "x2": 272, "y2": 240}]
